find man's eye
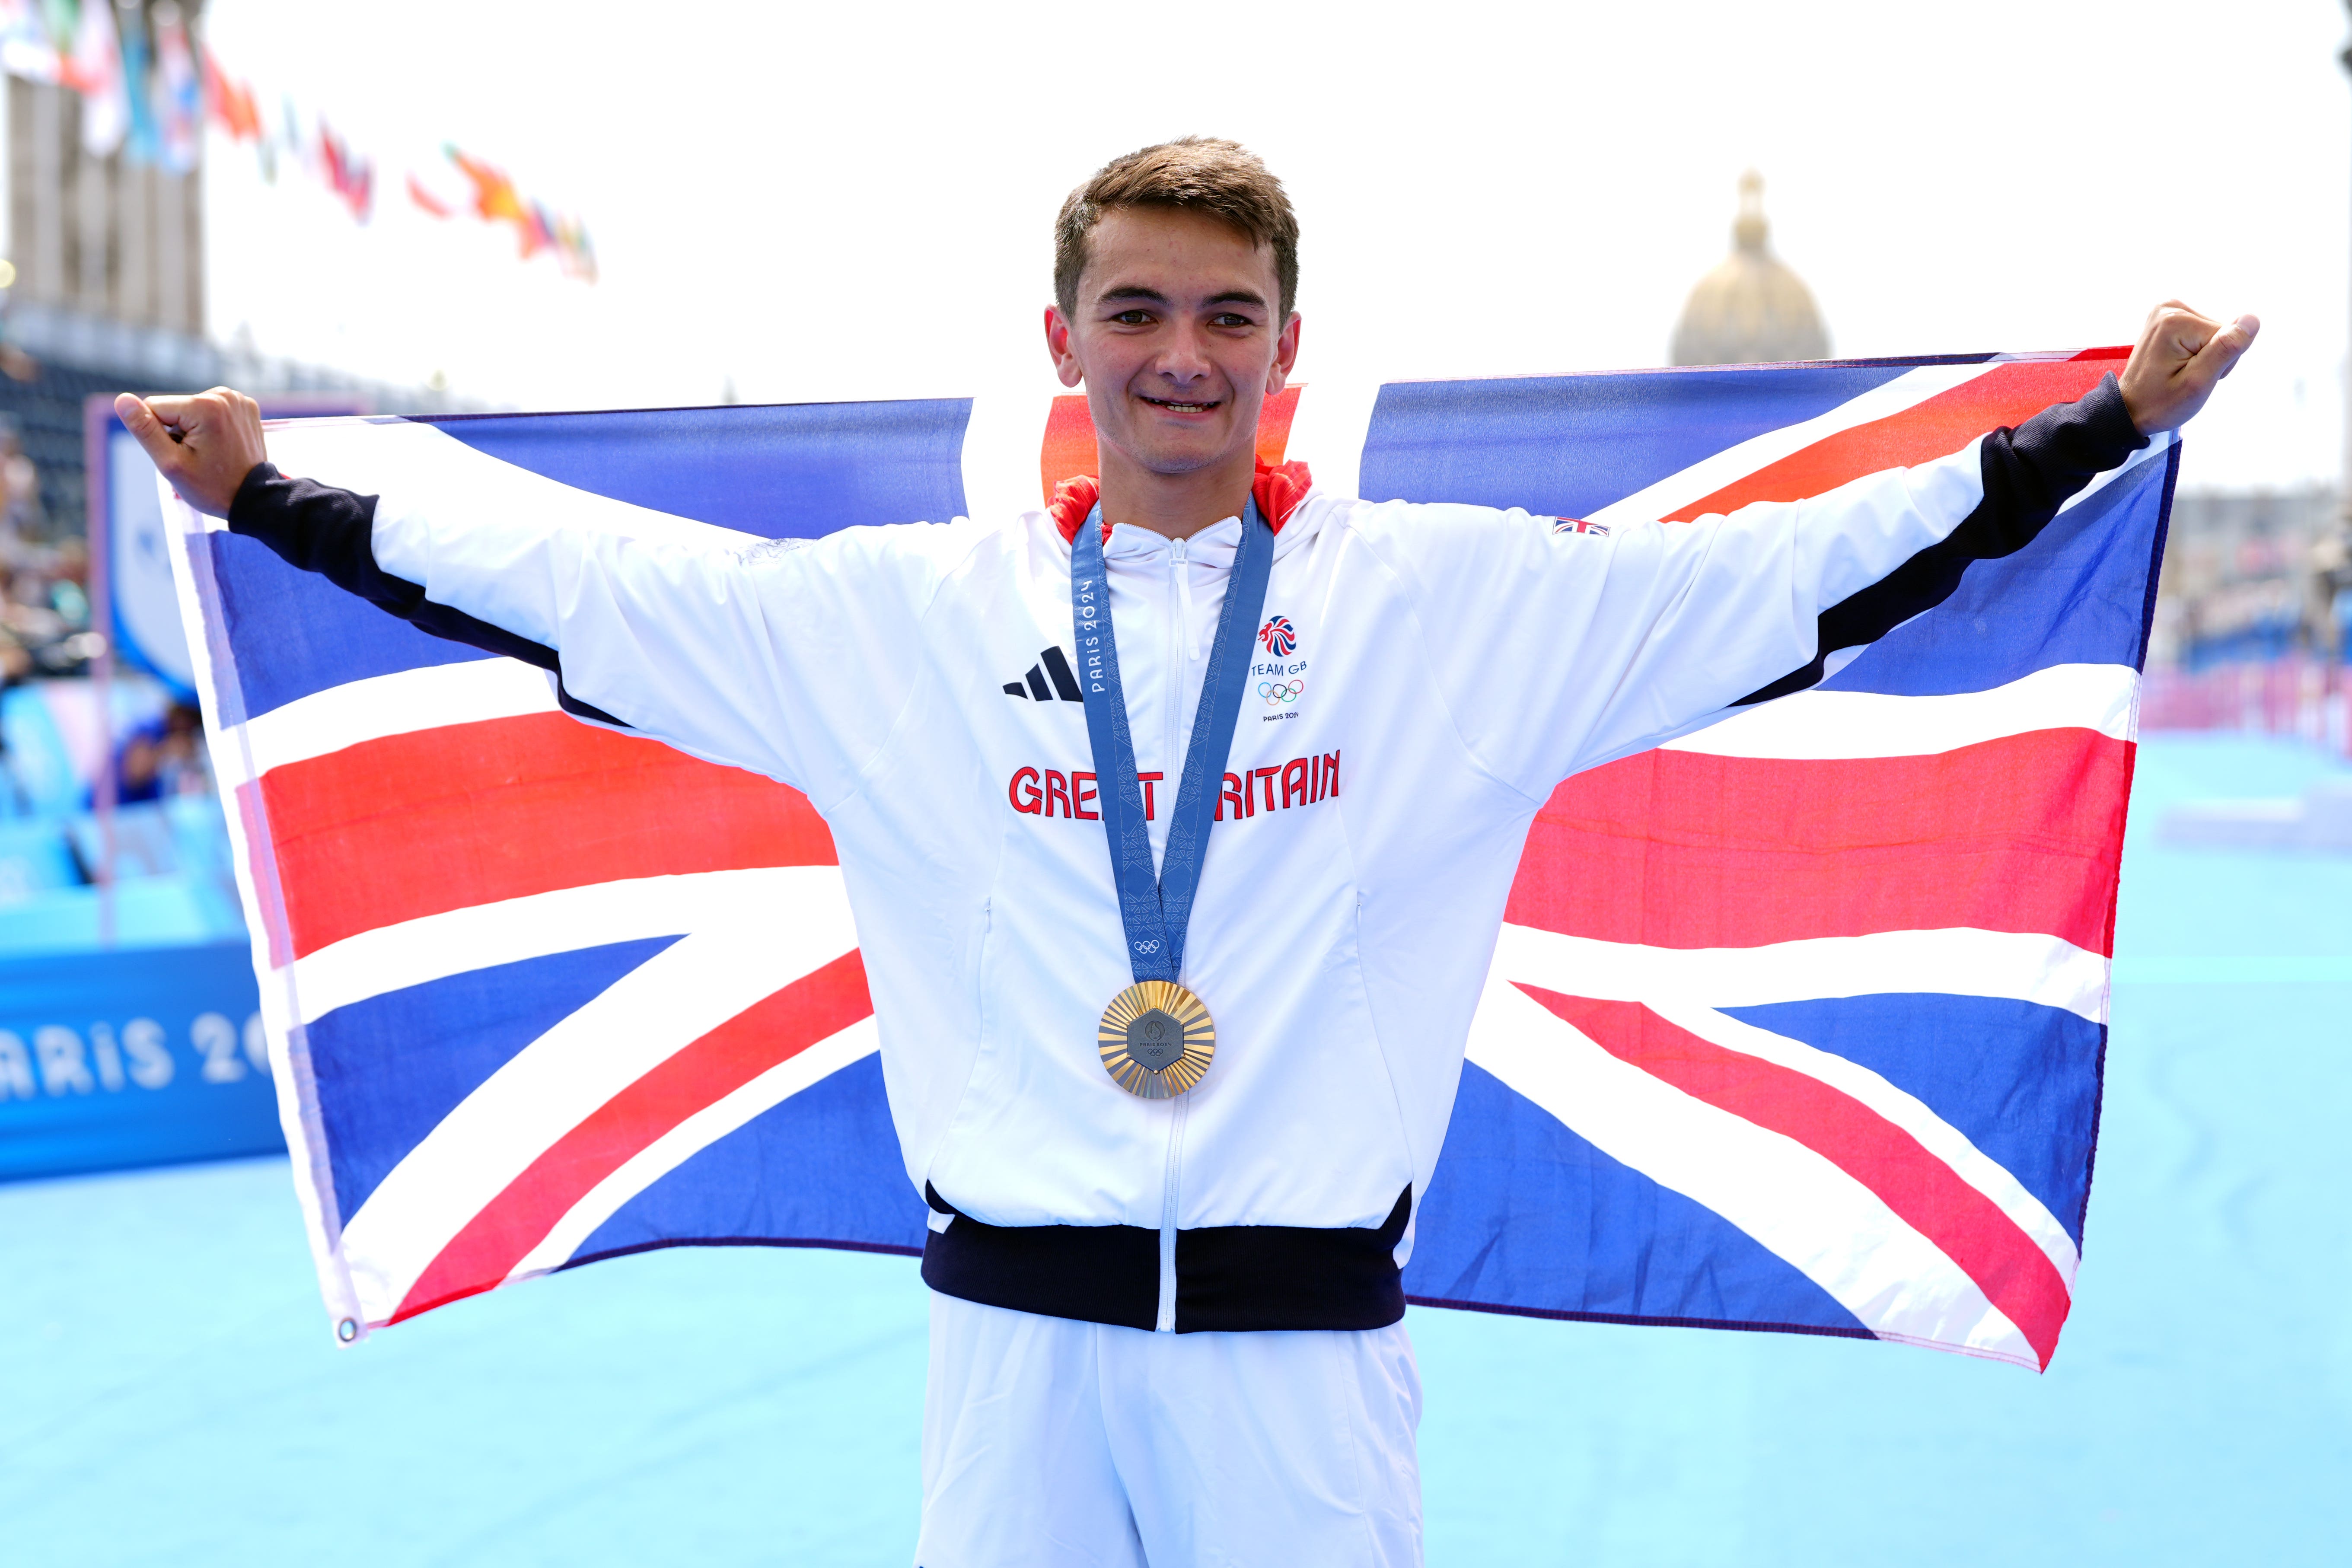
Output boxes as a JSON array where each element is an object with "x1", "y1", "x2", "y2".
[
  {"x1": 1213, "y1": 314, "x2": 1256, "y2": 329},
  {"x1": 1112, "y1": 310, "x2": 1154, "y2": 326}
]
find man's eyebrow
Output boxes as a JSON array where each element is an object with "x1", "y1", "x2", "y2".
[{"x1": 1092, "y1": 285, "x2": 1269, "y2": 310}]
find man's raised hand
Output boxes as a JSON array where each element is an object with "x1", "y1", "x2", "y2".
[
  {"x1": 2119, "y1": 302, "x2": 2259, "y2": 437},
  {"x1": 114, "y1": 387, "x2": 268, "y2": 518}
]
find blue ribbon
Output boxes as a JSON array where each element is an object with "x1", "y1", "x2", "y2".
[{"x1": 1070, "y1": 499, "x2": 1275, "y2": 984}]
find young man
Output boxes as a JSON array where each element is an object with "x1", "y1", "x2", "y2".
[{"x1": 125, "y1": 139, "x2": 2251, "y2": 1567}]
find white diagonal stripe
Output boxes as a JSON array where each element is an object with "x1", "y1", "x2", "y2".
[
  {"x1": 1587, "y1": 362, "x2": 1998, "y2": 527},
  {"x1": 1490, "y1": 922, "x2": 2110, "y2": 1025},
  {"x1": 218, "y1": 657, "x2": 560, "y2": 788},
  {"x1": 506, "y1": 1017, "x2": 883, "y2": 1283},
  {"x1": 1645, "y1": 997, "x2": 2078, "y2": 1286},
  {"x1": 2055, "y1": 427, "x2": 2173, "y2": 517},
  {"x1": 287, "y1": 866, "x2": 853, "y2": 1026},
  {"x1": 1464, "y1": 973, "x2": 2036, "y2": 1366},
  {"x1": 1662, "y1": 663, "x2": 2136, "y2": 760},
  {"x1": 959, "y1": 385, "x2": 1054, "y2": 526},
  {"x1": 337, "y1": 880, "x2": 860, "y2": 1325},
  {"x1": 1282, "y1": 379, "x2": 1383, "y2": 498}
]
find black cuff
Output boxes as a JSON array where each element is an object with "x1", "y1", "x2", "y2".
[
  {"x1": 2078, "y1": 371, "x2": 2150, "y2": 458},
  {"x1": 227, "y1": 460, "x2": 417, "y2": 618},
  {"x1": 2005, "y1": 371, "x2": 2149, "y2": 506},
  {"x1": 227, "y1": 460, "x2": 300, "y2": 534}
]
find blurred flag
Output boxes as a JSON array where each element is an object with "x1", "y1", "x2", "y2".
[
  {"x1": 59, "y1": 0, "x2": 123, "y2": 156},
  {"x1": 316, "y1": 121, "x2": 371, "y2": 221},
  {"x1": 405, "y1": 172, "x2": 454, "y2": 218},
  {"x1": 443, "y1": 147, "x2": 596, "y2": 280},
  {"x1": 264, "y1": 91, "x2": 303, "y2": 183},
  {"x1": 0, "y1": 0, "x2": 61, "y2": 82},
  {"x1": 116, "y1": 8, "x2": 156, "y2": 164},
  {"x1": 154, "y1": 6, "x2": 199, "y2": 173},
  {"x1": 165, "y1": 353, "x2": 2165, "y2": 1369},
  {"x1": 449, "y1": 147, "x2": 543, "y2": 252},
  {"x1": 200, "y1": 45, "x2": 261, "y2": 142}
]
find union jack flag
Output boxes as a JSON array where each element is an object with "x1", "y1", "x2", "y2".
[{"x1": 167, "y1": 350, "x2": 2167, "y2": 1367}]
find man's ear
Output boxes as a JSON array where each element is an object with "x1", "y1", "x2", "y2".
[
  {"x1": 1267, "y1": 312, "x2": 1302, "y2": 396},
  {"x1": 1044, "y1": 305, "x2": 1085, "y2": 390}
]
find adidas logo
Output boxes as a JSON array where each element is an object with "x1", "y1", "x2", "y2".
[{"x1": 1004, "y1": 645, "x2": 1084, "y2": 702}]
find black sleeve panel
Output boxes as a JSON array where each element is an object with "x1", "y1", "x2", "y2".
[
  {"x1": 225, "y1": 462, "x2": 628, "y2": 727},
  {"x1": 1737, "y1": 372, "x2": 2150, "y2": 705}
]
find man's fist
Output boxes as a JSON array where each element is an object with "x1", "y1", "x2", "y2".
[
  {"x1": 114, "y1": 387, "x2": 268, "y2": 518},
  {"x1": 2118, "y1": 302, "x2": 2259, "y2": 437}
]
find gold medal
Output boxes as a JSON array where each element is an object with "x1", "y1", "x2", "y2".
[{"x1": 1097, "y1": 980, "x2": 1215, "y2": 1099}]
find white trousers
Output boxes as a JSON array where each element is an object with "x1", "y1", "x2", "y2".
[{"x1": 915, "y1": 1292, "x2": 1425, "y2": 1568}]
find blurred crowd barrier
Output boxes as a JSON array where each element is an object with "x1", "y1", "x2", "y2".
[
  {"x1": 0, "y1": 666, "x2": 276, "y2": 1183},
  {"x1": 0, "y1": 942, "x2": 273, "y2": 1181},
  {"x1": 0, "y1": 398, "x2": 281, "y2": 1182},
  {"x1": 0, "y1": 672, "x2": 246, "y2": 945},
  {"x1": 2149, "y1": 488, "x2": 2350, "y2": 672},
  {"x1": 2141, "y1": 657, "x2": 2352, "y2": 759}
]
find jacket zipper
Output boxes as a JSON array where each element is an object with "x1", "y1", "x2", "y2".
[{"x1": 1155, "y1": 535, "x2": 1191, "y2": 1332}]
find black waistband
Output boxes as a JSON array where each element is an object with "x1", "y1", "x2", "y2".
[{"x1": 919, "y1": 1184, "x2": 1411, "y2": 1333}]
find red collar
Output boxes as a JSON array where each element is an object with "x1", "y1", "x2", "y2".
[{"x1": 1048, "y1": 458, "x2": 1313, "y2": 545}]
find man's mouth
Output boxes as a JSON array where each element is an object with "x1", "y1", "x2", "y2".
[{"x1": 1139, "y1": 395, "x2": 1221, "y2": 415}]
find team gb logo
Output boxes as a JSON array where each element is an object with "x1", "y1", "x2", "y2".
[{"x1": 1258, "y1": 615, "x2": 1298, "y2": 657}]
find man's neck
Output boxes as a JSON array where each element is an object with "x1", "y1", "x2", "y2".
[{"x1": 1096, "y1": 446, "x2": 1256, "y2": 541}]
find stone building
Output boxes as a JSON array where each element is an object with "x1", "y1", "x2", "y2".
[
  {"x1": 7, "y1": 58, "x2": 204, "y2": 341},
  {"x1": 0, "y1": 2, "x2": 435, "y2": 534}
]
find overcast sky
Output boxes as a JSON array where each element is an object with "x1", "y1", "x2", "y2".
[{"x1": 201, "y1": 0, "x2": 2348, "y2": 494}]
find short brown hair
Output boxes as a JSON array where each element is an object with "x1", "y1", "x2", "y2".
[{"x1": 1054, "y1": 138, "x2": 1300, "y2": 321}]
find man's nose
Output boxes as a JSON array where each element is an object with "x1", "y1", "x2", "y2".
[{"x1": 1152, "y1": 320, "x2": 1217, "y2": 382}]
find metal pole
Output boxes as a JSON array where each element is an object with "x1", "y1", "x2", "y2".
[
  {"x1": 2330, "y1": 4, "x2": 2352, "y2": 679},
  {"x1": 85, "y1": 396, "x2": 115, "y2": 948}
]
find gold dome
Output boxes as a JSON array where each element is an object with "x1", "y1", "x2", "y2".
[{"x1": 1671, "y1": 171, "x2": 1829, "y2": 366}]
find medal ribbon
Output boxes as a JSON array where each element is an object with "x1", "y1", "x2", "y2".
[{"x1": 1071, "y1": 498, "x2": 1275, "y2": 984}]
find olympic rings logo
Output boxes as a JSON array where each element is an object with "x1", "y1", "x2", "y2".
[
  {"x1": 1133, "y1": 940, "x2": 1161, "y2": 954},
  {"x1": 1259, "y1": 680, "x2": 1304, "y2": 705}
]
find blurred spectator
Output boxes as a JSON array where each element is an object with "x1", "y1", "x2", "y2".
[
  {"x1": 114, "y1": 704, "x2": 209, "y2": 805},
  {"x1": 2, "y1": 559, "x2": 70, "y2": 661},
  {"x1": 2313, "y1": 521, "x2": 2352, "y2": 664},
  {"x1": 49, "y1": 537, "x2": 89, "y2": 623},
  {"x1": 0, "y1": 431, "x2": 101, "y2": 679},
  {"x1": 0, "y1": 421, "x2": 42, "y2": 547},
  {"x1": 2151, "y1": 487, "x2": 2345, "y2": 671}
]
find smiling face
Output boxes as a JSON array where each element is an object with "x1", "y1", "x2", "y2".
[{"x1": 1045, "y1": 205, "x2": 1301, "y2": 492}]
